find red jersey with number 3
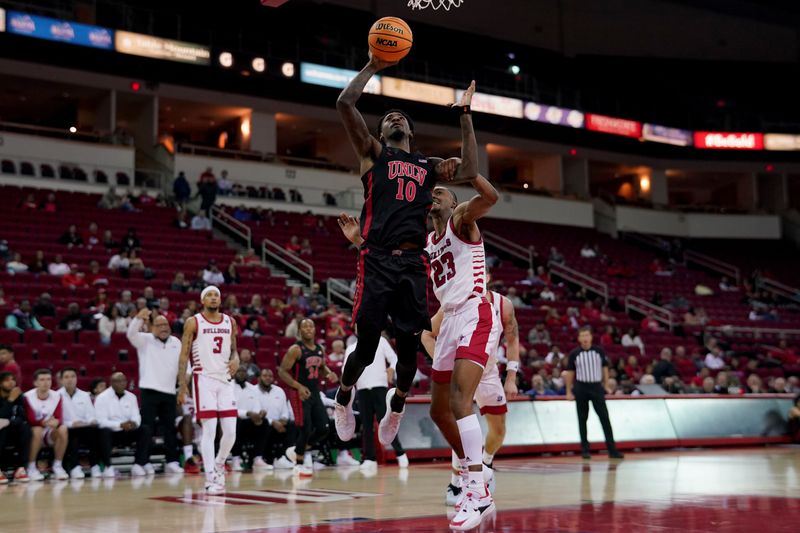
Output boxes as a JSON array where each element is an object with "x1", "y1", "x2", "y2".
[
  {"x1": 426, "y1": 217, "x2": 486, "y2": 310},
  {"x1": 192, "y1": 313, "x2": 233, "y2": 383},
  {"x1": 360, "y1": 146, "x2": 436, "y2": 249}
]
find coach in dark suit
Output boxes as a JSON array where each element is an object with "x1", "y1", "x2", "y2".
[{"x1": 564, "y1": 326, "x2": 623, "y2": 460}]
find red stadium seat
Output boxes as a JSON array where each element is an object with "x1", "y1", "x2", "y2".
[{"x1": 0, "y1": 329, "x2": 20, "y2": 344}]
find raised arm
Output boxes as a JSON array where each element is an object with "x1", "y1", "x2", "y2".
[
  {"x1": 336, "y1": 54, "x2": 395, "y2": 171},
  {"x1": 452, "y1": 81, "x2": 478, "y2": 182},
  {"x1": 126, "y1": 309, "x2": 151, "y2": 350},
  {"x1": 177, "y1": 316, "x2": 196, "y2": 404},
  {"x1": 500, "y1": 295, "x2": 520, "y2": 396}
]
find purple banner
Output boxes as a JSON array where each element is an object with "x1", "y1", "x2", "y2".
[
  {"x1": 642, "y1": 123, "x2": 693, "y2": 147},
  {"x1": 524, "y1": 102, "x2": 584, "y2": 128}
]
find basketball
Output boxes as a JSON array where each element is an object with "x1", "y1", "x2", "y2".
[{"x1": 368, "y1": 17, "x2": 413, "y2": 62}]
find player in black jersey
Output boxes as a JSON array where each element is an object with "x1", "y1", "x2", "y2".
[
  {"x1": 278, "y1": 318, "x2": 338, "y2": 477},
  {"x1": 333, "y1": 50, "x2": 479, "y2": 447}
]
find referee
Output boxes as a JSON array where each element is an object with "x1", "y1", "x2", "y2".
[
  {"x1": 127, "y1": 308, "x2": 184, "y2": 473},
  {"x1": 564, "y1": 326, "x2": 624, "y2": 460}
]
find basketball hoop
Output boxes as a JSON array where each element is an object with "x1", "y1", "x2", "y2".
[{"x1": 407, "y1": 0, "x2": 463, "y2": 11}]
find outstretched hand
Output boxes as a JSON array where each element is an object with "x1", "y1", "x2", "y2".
[
  {"x1": 337, "y1": 213, "x2": 363, "y2": 245},
  {"x1": 435, "y1": 157, "x2": 461, "y2": 182},
  {"x1": 368, "y1": 51, "x2": 399, "y2": 72},
  {"x1": 452, "y1": 80, "x2": 476, "y2": 108}
]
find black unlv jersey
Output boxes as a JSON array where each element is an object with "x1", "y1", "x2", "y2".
[
  {"x1": 360, "y1": 146, "x2": 437, "y2": 249},
  {"x1": 293, "y1": 341, "x2": 325, "y2": 394}
]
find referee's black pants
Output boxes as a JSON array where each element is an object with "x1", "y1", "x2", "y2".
[
  {"x1": 574, "y1": 382, "x2": 619, "y2": 453},
  {"x1": 140, "y1": 388, "x2": 178, "y2": 463},
  {"x1": 357, "y1": 387, "x2": 405, "y2": 461}
]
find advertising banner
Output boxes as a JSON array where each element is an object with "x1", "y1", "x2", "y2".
[
  {"x1": 457, "y1": 91, "x2": 523, "y2": 118},
  {"x1": 6, "y1": 11, "x2": 113, "y2": 49},
  {"x1": 382, "y1": 77, "x2": 455, "y2": 106},
  {"x1": 0, "y1": 8, "x2": 5, "y2": 33},
  {"x1": 300, "y1": 63, "x2": 381, "y2": 94},
  {"x1": 585, "y1": 113, "x2": 642, "y2": 138},
  {"x1": 764, "y1": 134, "x2": 800, "y2": 151},
  {"x1": 694, "y1": 131, "x2": 764, "y2": 150},
  {"x1": 115, "y1": 30, "x2": 210, "y2": 65},
  {"x1": 642, "y1": 123, "x2": 693, "y2": 146},
  {"x1": 524, "y1": 102, "x2": 584, "y2": 128}
]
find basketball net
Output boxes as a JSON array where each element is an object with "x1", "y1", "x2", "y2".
[{"x1": 407, "y1": 0, "x2": 463, "y2": 10}]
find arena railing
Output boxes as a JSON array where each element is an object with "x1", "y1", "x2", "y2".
[
  {"x1": 210, "y1": 205, "x2": 252, "y2": 251},
  {"x1": 0, "y1": 120, "x2": 105, "y2": 143},
  {"x1": 705, "y1": 325, "x2": 800, "y2": 340},
  {"x1": 624, "y1": 295, "x2": 675, "y2": 330},
  {"x1": 685, "y1": 250, "x2": 741, "y2": 285},
  {"x1": 483, "y1": 230, "x2": 535, "y2": 271},
  {"x1": 261, "y1": 237, "x2": 314, "y2": 287},
  {"x1": 548, "y1": 261, "x2": 609, "y2": 302},
  {"x1": 178, "y1": 143, "x2": 354, "y2": 173},
  {"x1": 756, "y1": 277, "x2": 800, "y2": 305},
  {"x1": 326, "y1": 278, "x2": 354, "y2": 307}
]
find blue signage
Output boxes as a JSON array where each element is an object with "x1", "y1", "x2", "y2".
[
  {"x1": 7, "y1": 11, "x2": 114, "y2": 49},
  {"x1": 300, "y1": 63, "x2": 381, "y2": 94}
]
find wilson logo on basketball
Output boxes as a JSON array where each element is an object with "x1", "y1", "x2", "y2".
[
  {"x1": 375, "y1": 23, "x2": 405, "y2": 35},
  {"x1": 376, "y1": 38, "x2": 398, "y2": 47}
]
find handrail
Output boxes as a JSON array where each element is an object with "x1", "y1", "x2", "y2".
[
  {"x1": 326, "y1": 278, "x2": 354, "y2": 307},
  {"x1": 623, "y1": 232, "x2": 666, "y2": 252},
  {"x1": 756, "y1": 277, "x2": 800, "y2": 305},
  {"x1": 684, "y1": 250, "x2": 740, "y2": 285},
  {"x1": 261, "y1": 237, "x2": 314, "y2": 287},
  {"x1": 548, "y1": 261, "x2": 609, "y2": 302},
  {"x1": 706, "y1": 325, "x2": 800, "y2": 338},
  {"x1": 483, "y1": 230, "x2": 534, "y2": 271},
  {"x1": 0, "y1": 120, "x2": 103, "y2": 143},
  {"x1": 178, "y1": 143, "x2": 354, "y2": 173},
  {"x1": 210, "y1": 205, "x2": 252, "y2": 250},
  {"x1": 625, "y1": 295, "x2": 674, "y2": 330}
]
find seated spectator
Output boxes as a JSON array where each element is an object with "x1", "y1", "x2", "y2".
[
  {"x1": 39, "y1": 193, "x2": 58, "y2": 212},
  {"x1": 649, "y1": 258, "x2": 673, "y2": 276},
  {"x1": 57, "y1": 368, "x2": 101, "y2": 479},
  {"x1": 120, "y1": 228, "x2": 141, "y2": 253},
  {"x1": 85, "y1": 222, "x2": 101, "y2": 249},
  {"x1": 694, "y1": 283, "x2": 714, "y2": 296},
  {"x1": 129, "y1": 250, "x2": 146, "y2": 273},
  {"x1": 704, "y1": 347, "x2": 726, "y2": 370},
  {"x1": 323, "y1": 303, "x2": 348, "y2": 337},
  {"x1": 640, "y1": 314, "x2": 661, "y2": 332},
  {"x1": 770, "y1": 377, "x2": 788, "y2": 394},
  {"x1": 621, "y1": 328, "x2": 645, "y2": 354},
  {"x1": 94, "y1": 372, "x2": 148, "y2": 478},
  {"x1": 766, "y1": 339, "x2": 799, "y2": 366},
  {"x1": 652, "y1": 348, "x2": 677, "y2": 384},
  {"x1": 239, "y1": 349, "x2": 260, "y2": 381},
  {"x1": 719, "y1": 276, "x2": 738, "y2": 292},
  {"x1": 89, "y1": 379, "x2": 107, "y2": 402},
  {"x1": 545, "y1": 345, "x2": 566, "y2": 365},
  {"x1": 506, "y1": 287, "x2": 526, "y2": 308},
  {"x1": 224, "y1": 263, "x2": 241, "y2": 284},
  {"x1": 191, "y1": 212, "x2": 212, "y2": 230},
  {"x1": 142, "y1": 286, "x2": 158, "y2": 309},
  {"x1": 623, "y1": 355, "x2": 644, "y2": 383},
  {"x1": 545, "y1": 307, "x2": 562, "y2": 328},
  {"x1": 272, "y1": 187, "x2": 286, "y2": 201},
  {"x1": 108, "y1": 250, "x2": 130, "y2": 276},
  {"x1": 285, "y1": 235, "x2": 301, "y2": 254},
  {"x1": 0, "y1": 345, "x2": 21, "y2": 383},
  {"x1": 599, "y1": 325, "x2": 618, "y2": 347},
  {"x1": 328, "y1": 339, "x2": 346, "y2": 363},
  {"x1": 203, "y1": 262, "x2": 225, "y2": 285},
  {"x1": 323, "y1": 191, "x2": 337, "y2": 206},
  {"x1": 217, "y1": 170, "x2": 233, "y2": 196},
  {"x1": 527, "y1": 322, "x2": 551, "y2": 345},
  {"x1": 606, "y1": 259, "x2": 635, "y2": 278},
  {"x1": 5, "y1": 300, "x2": 44, "y2": 333},
  {"x1": 222, "y1": 295, "x2": 240, "y2": 316},
  {"x1": 230, "y1": 366, "x2": 269, "y2": 471},
  {"x1": 102, "y1": 230, "x2": 118, "y2": 251},
  {"x1": 0, "y1": 371, "x2": 30, "y2": 483},
  {"x1": 746, "y1": 374, "x2": 765, "y2": 394},
  {"x1": 19, "y1": 193, "x2": 38, "y2": 210},
  {"x1": 6, "y1": 253, "x2": 28, "y2": 274},
  {"x1": 299, "y1": 238, "x2": 313, "y2": 256},
  {"x1": 24, "y1": 369, "x2": 69, "y2": 481},
  {"x1": 284, "y1": 312, "x2": 303, "y2": 339},
  {"x1": 59, "y1": 302, "x2": 95, "y2": 332},
  {"x1": 27, "y1": 250, "x2": 48, "y2": 274},
  {"x1": 114, "y1": 290, "x2": 136, "y2": 317},
  {"x1": 714, "y1": 371, "x2": 731, "y2": 394},
  {"x1": 58, "y1": 225, "x2": 84, "y2": 248},
  {"x1": 287, "y1": 286, "x2": 309, "y2": 312},
  {"x1": 548, "y1": 246, "x2": 565, "y2": 264},
  {"x1": 268, "y1": 298, "x2": 286, "y2": 321},
  {"x1": 539, "y1": 286, "x2": 556, "y2": 302},
  {"x1": 290, "y1": 189, "x2": 303, "y2": 203},
  {"x1": 233, "y1": 205, "x2": 251, "y2": 222},
  {"x1": 245, "y1": 294, "x2": 266, "y2": 316},
  {"x1": 238, "y1": 248, "x2": 261, "y2": 266},
  {"x1": 580, "y1": 243, "x2": 597, "y2": 258},
  {"x1": 190, "y1": 269, "x2": 207, "y2": 291},
  {"x1": 170, "y1": 272, "x2": 190, "y2": 293},
  {"x1": 308, "y1": 283, "x2": 328, "y2": 308},
  {"x1": 158, "y1": 297, "x2": 177, "y2": 323},
  {"x1": 525, "y1": 374, "x2": 557, "y2": 398},
  {"x1": 97, "y1": 187, "x2": 121, "y2": 209},
  {"x1": 580, "y1": 301, "x2": 601, "y2": 321},
  {"x1": 242, "y1": 317, "x2": 264, "y2": 338},
  {"x1": 61, "y1": 270, "x2": 88, "y2": 290},
  {"x1": 253, "y1": 369, "x2": 294, "y2": 468},
  {"x1": 174, "y1": 208, "x2": 190, "y2": 229},
  {"x1": 314, "y1": 218, "x2": 330, "y2": 237},
  {"x1": 98, "y1": 306, "x2": 130, "y2": 345},
  {"x1": 48, "y1": 254, "x2": 70, "y2": 277},
  {"x1": 84, "y1": 260, "x2": 109, "y2": 286}
]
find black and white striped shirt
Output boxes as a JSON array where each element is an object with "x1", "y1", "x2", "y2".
[{"x1": 567, "y1": 345, "x2": 608, "y2": 383}]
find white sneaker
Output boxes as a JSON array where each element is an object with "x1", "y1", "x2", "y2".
[
  {"x1": 336, "y1": 450, "x2": 360, "y2": 466},
  {"x1": 144, "y1": 463, "x2": 156, "y2": 475},
  {"x1": 378, "y1": 388, "x2": 405, "y2": 445},
  {"x1": 483, "y1": 463, "x2": 496, "y2": 494},
  {"x1": 253, "y1": 457, "x2": 274, "y2": 471},
  {"x1": 69, "y1": 466, "x2": 85, "y2": 479},
  {"x1": 204, "y1": 482, "x2": 225, "y2": 495},
  {"x1": 312, "y1": 461, "x2": 326, "y2": 471},
  {"x1": 213, "y1": 466, "x2": 226, "y2": 487},
  {"x1": 448, "y1": 488, "x2": 495, "y2": 531},
  {"x1": 90, "y1": 465, "x2": 102, "y2": 478},
  {"x1": 102, "y1": 466, "x2": 116, "y2": 479},
  {"x1": 293, "y1": 465, "x2": 313, "y2": 478},
  {"x1": 397, "y1": 453, "x2": 409, "y2": 469},
  {"x1": 285, "y1": 446, "x2": 297, "y2": 464},
  {"x1": 52, "y1": 465, "x2": 69, "y2": 480},
  {"x1": 231, "y1": 457, "x2": 244, "y2": 472},
  {"x1": 333, "y1": 388, "x2": 356, "y2": 441},
  {"x1": 446, "y1": 482, "x2": 463, "y2": 506},
  {"x1": 359, "y1": 459, "x2": 378, "y2": 471},
  {"x1": 130, "y1": 464, "x2": 147, "y2": 477},
  {"x1": 165, "y1": 462, "x2": 184, "y2": 474},
  {"x1": 27, "y1": 467, "x2": 45, "y2": 482},
  {"x1": 273, "y1": 456, "x2": 295, "y2": 470}
]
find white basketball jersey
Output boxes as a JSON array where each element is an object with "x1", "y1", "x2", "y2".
[
  {"x1": 192, "y1": 313, "x2": 234, "y2": 383},
  {"x1": 487, "y1": 290, "x2": 504, "y2": 355},
  {"x1": 426, "y1": 217, "x2": 486, "y2": 311}
]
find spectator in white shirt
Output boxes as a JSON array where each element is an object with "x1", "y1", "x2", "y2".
[
  {"x1": 704, "y1": 347, "x2": 726, "y2": 370},
  {"x1": 95, "y1": 372, "x2": 148, "y2": 478},
  {"x1": 254, "y1": 369, "x2": 294, "y2": 469},
  {"x1": 107, "y1": 250, "x2": 130, "y2": 274},
  {"x1": 202, "y1": 262, "x2": 225, "y2": 285},
  {"x1": 127, "y1": 309, "x2": 183, "y2": 474},
  {"x1": 58, "y1": 367, "x2": 101, "y2": 479},
  {"x1": 23, "y1": 369, "x2": 69, "y2": 481},
  {"x1": 580, "y1": 244, "x2": 597, "y2": 258},
  {"x1": 191, "y1": 212, "x2": 212, "y2": 231},
  {"x1": 231, "y1": 367, "x2": 270, "y2": 471},
  {"x1": 621, "y1": 328, "x2": 646, "y2": 355},
  {"x1": 6, "y1": 253, "x2": 28, "y2": 274},
  {"x1": 545, "y1": 345, "x2": 566, "y2": 365},
  {"x1": 98, "y1": 306, "x2": 130, "y2": 344},
  {"x1": 217, "y1": 170, "x2": 233, "y2": 196},
  {"x1": 344, "y1": 334, "x2": 408, "y2": 469},
  {"x1": 539, "y1": 286, "x2": 556, "y2": 302},
  {"x1": 328, "y1": 340, "x2": 346, "y2": 363},
  {"x1": 48, "y1": 254, "x2": 71, "y2": 277}
]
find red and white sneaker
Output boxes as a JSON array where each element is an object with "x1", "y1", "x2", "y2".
[
  {"x1": 333, "y1": 388, "x2": 356, "y2": 441},
  {"x1": 378, "y1": 388, "x2": 405, "y2": 445},
  {"x1": 0, "y1": 471, "x2": 8, "y2": 484},
  {"x1": 183, "y1": 458, "x2": 201, "y2": 475},
  {"x1": 448, "y1": 488, "x2": 495, "y2": 531},
  {"x1": 13, "y1": 467, "x2": 29, "y2": 483}
]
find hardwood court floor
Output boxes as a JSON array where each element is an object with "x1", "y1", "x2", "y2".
[{"x1": 2, "y1": 446, "x2": 799, "y2": 532}]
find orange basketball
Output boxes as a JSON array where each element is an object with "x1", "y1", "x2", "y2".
[{"x1": 368, "y1": 17, "x2": 413, "y2": 62}]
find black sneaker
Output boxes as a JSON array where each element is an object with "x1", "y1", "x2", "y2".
[
  {"x1": 581, "y1": 450, "x2": 592, "y2": 459},
  {"x1": 609, "y1": 451, "x2": 625, "y2": 459}
]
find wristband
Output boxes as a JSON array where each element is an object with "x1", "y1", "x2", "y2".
[
  {"x1": 506, "y1": 360, "x2": 520, "y2": 373},
  {"x1": 455, "y1": 105, "x2": 471, "y2": 115}
]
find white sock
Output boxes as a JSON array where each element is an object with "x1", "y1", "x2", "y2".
[
  {"x1": 450, "y1": 471, "x2": 462, "y2": 486},
  {"x1": 183, "y1": 445, "x2": 194, "y2": 460},
  {"x1": 483, "y1": 451, "x2": 495, "y2": 466},
  {"x1": 200, "y1": 419, "x2": 218, "y2": 482},
  {"x1": 53, "y1": 460, "x2": 63, "y2": 469},
  {"x1": 28, "y1": 462, "x2": 37, "y2": 470},
  {"x1": 457, "y1": 415, "x2": 486, "y2": 497},
  {"x1": 215, "y1": 417, "x2": 237, "y2": 469},
  {"x1": 303, "y1": 452, "x2": 313, "y2": 467}
]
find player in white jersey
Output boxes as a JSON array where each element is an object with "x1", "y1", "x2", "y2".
[
  {"x1": 178, "y1": 286, "x2": 240, "y2": 494},
  {"x1": 423, "y1": 287, "x2": 520, "y2": 504}
]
